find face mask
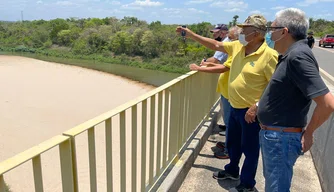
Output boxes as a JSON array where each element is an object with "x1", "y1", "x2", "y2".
[
  {"x1": 238, "y1": 32, "x2": 254, "y2": 46},
  {"x1": 265, "y1": 32, "x2": 275, "y2": 49},
  {"x1": 265, "y1": 29, "x2": 285, "y2": 50},
  {"x1": 215, "y1": 37, "x2": 222, "y2": 41}
]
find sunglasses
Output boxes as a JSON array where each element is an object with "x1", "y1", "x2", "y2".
[{"x1": 266, "y1": 26, "x2": 285, "y2": 32}]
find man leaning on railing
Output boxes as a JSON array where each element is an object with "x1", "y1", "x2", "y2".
[
  {"x1": 177, "y1": 14, "x2": 278, "y2": 192},
  {"x1": 257, "y1": 8, "x2": 334, "y2": 192}
]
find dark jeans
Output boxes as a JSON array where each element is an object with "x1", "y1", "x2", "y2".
[{"x1": 224, "y1": 107, "x2": 260, "y2": 188}]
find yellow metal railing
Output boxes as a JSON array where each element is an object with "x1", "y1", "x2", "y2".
[{"x1": 0, "y1": 71, "x2": 219, "y2": 192}]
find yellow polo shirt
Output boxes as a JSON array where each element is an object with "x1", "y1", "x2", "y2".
[
  {"x1": 216, "y1": 56, "x2": 232, "y2": 99},
  {"x1": 223, "y1": 41, "x2": 278, "y2": 109}
]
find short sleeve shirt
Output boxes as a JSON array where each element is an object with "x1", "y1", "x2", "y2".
[
  {"x1": 222, "y1": 40, "x2": 278, "y2": 108},
  {"x1": 213, "y1": 37, "x2": 229, "y2": 63},
  {"x1": 257, "y1": 39, "x2": 329, "y2": 127}
]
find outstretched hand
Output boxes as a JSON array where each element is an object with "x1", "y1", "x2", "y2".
[
  {"x1": 189, "y1": 63, "x2": 200, "y2": 71},
  {"x1": 176, "y1": 26, "x2": 192, "y2": 38}
]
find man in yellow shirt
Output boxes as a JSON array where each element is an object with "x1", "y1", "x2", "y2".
[
  {"x1": 177, "y1": 15, "x2": 278, "y2": 192},
  {"x1": 189, "y1": 26, "x2": 240, "y2": 159}
]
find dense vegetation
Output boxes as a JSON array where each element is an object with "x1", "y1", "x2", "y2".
[
  {"x1": 0, "y1": 17, "x2": 218, "y2": 73},
  {"x1": 0, "y1": 16, "x2": 332, "y2": 73},
  {"x1": 309, "y1": 18, "x2": 334, "y2": 37}
]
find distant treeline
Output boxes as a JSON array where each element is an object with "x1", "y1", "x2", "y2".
[
  {"x1": 0, "y1": 16, "x2": 331, "y2": 73},
  {"x1": 0, "y1": 17, "x2": 218, "y2": 73}
]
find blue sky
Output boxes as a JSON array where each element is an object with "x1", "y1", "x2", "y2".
[{"x1": 1, "y1": 0, "x2": 333, "y2": 24}]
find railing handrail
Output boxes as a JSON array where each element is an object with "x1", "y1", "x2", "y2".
[
  {"x1": 0, "y1": 135, "x2": 69, "y2": 175},
  {"x1": 63, "y1": 71, "x2": 195, "y2": 137}
]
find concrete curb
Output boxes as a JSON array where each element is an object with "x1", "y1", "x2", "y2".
[
  {"x1": 156, "y1": 104, "x2": 220, "y2": 192},
  {"x1": 320, "y1": 68, "x2": 334, "y2": 85}
]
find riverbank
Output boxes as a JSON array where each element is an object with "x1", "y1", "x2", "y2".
[
  {"x1": 0, "y1": 47, "x2": 190, "y2": 75},
  {"x1": 0, "y1": 51, "x2": 181, "y2": 87}
]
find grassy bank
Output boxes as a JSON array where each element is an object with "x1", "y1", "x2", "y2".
[{"x1": 0, "y1": 46, "x2": 191, "y2": 74}]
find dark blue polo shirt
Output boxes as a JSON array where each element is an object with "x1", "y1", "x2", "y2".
[{"x1": 257, "y1": 40, "x2": 329, "y2": 127}]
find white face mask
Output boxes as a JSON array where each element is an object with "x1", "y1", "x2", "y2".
[{"x1": 238, "y1": 32, "x2": 255, "y2": 46}]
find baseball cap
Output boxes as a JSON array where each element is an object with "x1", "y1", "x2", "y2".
[
  {"x1": 237, "y1": 14, "x2": 267, "y2": 31},
  {"x1": 210, "y1": 24, "x2": 229, "y2": 32},
  {"x1": 308, "y1": 31, "x2": 314, "y2": 35}
]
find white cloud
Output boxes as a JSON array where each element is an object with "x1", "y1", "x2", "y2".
[
  {"x1": 297, "y1": 0, "x2": 334, "y2": 7},
  {"x1": 162, "y1": 8, "x2": 182, "y2": 14},
  {"x1": 128, "y1": 0, "x2": 163, "y2": 7},
  {"x1": 161, "y1": 7, "x2": 211, "y2": 19},
  {"x1": 121, "y1": 0, "x2": 163, "y2": 10},
  {"x1": 185, "y1": 0, "x2": 213, "y2": 4},
  {"x1": 271, "y1": 6, "x2": 286, "y2": 10},
  {"x1": 250, "y1": 10, "x2": 269, "y2": 16},
  {"x1": 210, "y1": 1, "x2": 248, "y2": 12},
  {"x1": 56, "y1": 1, "x2": 75, "y2": 6},
  {"x1": 188, "y1": 8, "x2": 209, "y2": 14},
  {"x1": 121, "y1": 4, "x2": 144, "y2": 10},
  {"x1": 110, "y1": 1, "x2": 121, "y2": 5},
  {"x1": 36, "y1": 0, "x2": 43, "y2": 4},
  {"x1": 250, "y1": 10, "x2": 261, "y2": 14},
  {"x1": 313, "y1": 13, "x2": 332, "y2": 18},
  {"x1": 225, "y1": 8, "x2": 246, "y2": 12}
]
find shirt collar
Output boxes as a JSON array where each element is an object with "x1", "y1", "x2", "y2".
[
  {"x1": 280, "y1": 39, "x2": 308, "y2": 60},
  {"x1": 245, "y1": 40, "x2": 268, "y2": 57}
]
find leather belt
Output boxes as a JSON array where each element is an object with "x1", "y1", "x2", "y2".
[{"x1": 260, "y1": 124, "x2": 303, "y2": 133}]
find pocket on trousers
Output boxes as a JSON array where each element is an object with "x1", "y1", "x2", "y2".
[
  {"x1": 290, "y1": 135, "x2": 303, "y2": 156},
  {"x1": 263, "y1": 131, "x2": 281, "y2": 142}
]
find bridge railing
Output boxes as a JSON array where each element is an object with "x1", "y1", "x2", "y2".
[{"x1": 0, "y1": 71, "x2": 219, "y2": 192}]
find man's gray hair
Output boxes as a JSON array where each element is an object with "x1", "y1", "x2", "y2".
[
  {"x1": 275, "y1": 8, "x2": 309, "y2": 40},
  {"x1": 229, "y1": 26, "x2": 241, "y2": 38}
]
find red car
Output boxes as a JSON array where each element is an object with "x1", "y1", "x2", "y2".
[{"x1": 319, "y1": 34, "x2": 334, "y2": 48}]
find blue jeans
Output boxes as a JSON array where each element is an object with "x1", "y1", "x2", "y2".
[
  {"x1": 224, "y1": 107, "x2": 260, "y2": 188},
  {"x1": 220, "y1": 95, "x2": 231, "y2": 152},
  {"x1": 259, "y1": 127, "x2": 303, "y2": 192}
]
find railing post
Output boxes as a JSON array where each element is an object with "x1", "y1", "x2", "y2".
[
  {"x1": 131, "y1": 106, "x2": 138, "y2": 192},
  {"x1": 140, "y1": 100, "x2": 147, "y2": 192},
  {"x1": 178, "y1": 80, "x2": 186, "y2": 149},
  {"x1": 156, "y1": 92, "x2": 163, "y2": 176},
  {"x1": 59, "y1": 139, "x2": 75, "y2": 192},
  {"x1": 162, "y1": 90, "x2": 170, "y2": 168},
  {"x1": 105, "y1": 118, "x2": 113, "y2": 192},
  {"x1": 0, "y1": 175, "x2": 6, "y2": 192},
  {"x1": 69, "y1": 138, "x2": 79, "y2": 192},
  {"x1": 120, "y1": 111, "x2": 126, "y2": 192},
  {"x1": 148, "y1": 95, "x2": 156, "y2": 186},
  {"x1": 32, "y1": 155, "x2": 44, "y2": 192},
  {"x1": 88, "y1": 127, "x2": 97, "y2": 192}
]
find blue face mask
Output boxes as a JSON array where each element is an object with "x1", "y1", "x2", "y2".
[{"x1": 265, "y1": 32, "x2": 275, "y2": 49}]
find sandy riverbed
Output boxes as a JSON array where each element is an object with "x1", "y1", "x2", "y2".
[{"x1": 0, "y1": 56, "x2": 155, "y2": 191}]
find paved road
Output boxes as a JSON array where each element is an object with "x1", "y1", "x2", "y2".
[{"x1": 313, "y1": 40, "x2": 334, "y2": 77}]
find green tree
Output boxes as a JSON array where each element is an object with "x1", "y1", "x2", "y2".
[
  {"x1": 140, "y1": 30, "x2": 159, "y2": 57},
  {"x1": 109, "y1": 31, "x2": 133, "y2": 54},
  {"x1": 233, "y1": 15, "x2": 239, "y2": 26},
  {"x1": 49, "y1": 19, "x2": 70, "y2": 43}
]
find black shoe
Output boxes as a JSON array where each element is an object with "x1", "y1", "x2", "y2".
[
  {"x1": 229, "y1": 184, "x2": 255, "y2": 192},
  {"x1": 216, "y1": 141, "x2": 225, "y2": 149},
  {"x1": 214, "y1": 151, "x2": 229, "y2": 159},
  {"x1": 212, "y1": 170, "x2": 239, "y2": 180},
  {"x1": 218, "y1": 124, "x2": 226, "y2": 130}
]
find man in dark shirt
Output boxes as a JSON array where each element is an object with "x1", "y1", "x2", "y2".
[
  {"x1": 249, "y1": 8, "x2": 334, "y2": 192},
  {"x1": 307, "y1": 31, "x2": 315, "y2": 48}
]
